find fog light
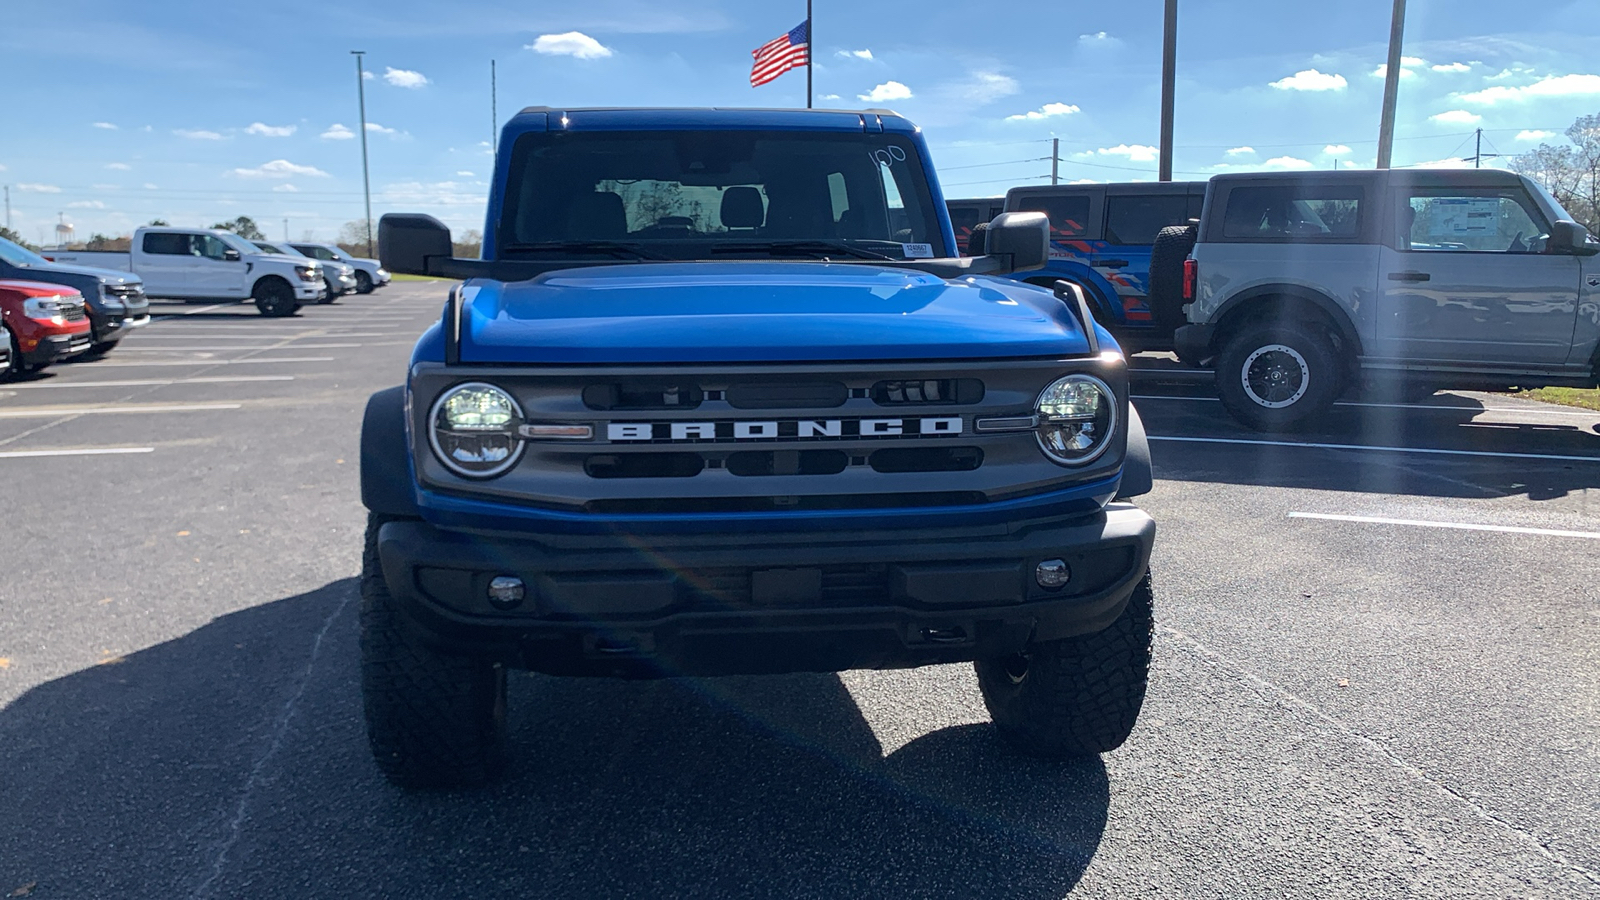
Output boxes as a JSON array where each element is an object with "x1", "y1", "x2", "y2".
[
  {"x1": 1035, "y1": 559, "x2": 1071, "y2": 589},
  {"x1": 487, "y1": 575, "x2": 526, "y2": 609}
]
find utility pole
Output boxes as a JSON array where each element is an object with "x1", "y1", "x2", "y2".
[
  {"x1": 1375, "y1": 0, "x2": 1407, "y2": 169},
  {"x1": 1465, "y1": 128, "x2": 1502, "y2": 168},
  {"x1": 491, "y1": 59, "x2": 498, "y2": 165},
  {"x1": 1052, "y1": 138, "x2": 1060, "y2": 185},
  {"x1": 352, "y1": 50, "x2": 375, "y2": 257},
  {"x1": 3, "y1": 185, "x2": 10, "y2": 231},
  {"x1": 283, "y1": 218, "x2": 289, "y2": 240},
  {"x1": 1158, "y1": 0, "x2": 1178, "y2": 181}
]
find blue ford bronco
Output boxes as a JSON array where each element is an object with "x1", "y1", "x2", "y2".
[{"x1": 360, "y1": 106, "x2": 1157, "y2": 788}]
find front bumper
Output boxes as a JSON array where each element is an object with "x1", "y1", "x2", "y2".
[
  {"x1": 21, "y1": 328, "x2": 93, "y2": 365},
  {"x1": 295, "y1": 282, "x2": 325, "y2": 302},
  {"x1": 377, "y1": 503, "x2": 1155, "y2": 677},
  {"x1": 374, "y1": 268, "x2": 390, "y2": 286},
  {"x1": 89, "y1": 307, "x2": 151, "y2": 344},
  {"x1": 1173, "y1": 323, "x2": 1215, "y2": 362}
]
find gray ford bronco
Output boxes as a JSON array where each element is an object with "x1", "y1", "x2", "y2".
[{"x1": 1167, "y1": 169, "x2": 1600, "y2": 430}]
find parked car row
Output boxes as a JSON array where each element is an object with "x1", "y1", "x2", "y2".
[{"x1": 949, "y1": 167, "x2": 1600, "y2": 430}]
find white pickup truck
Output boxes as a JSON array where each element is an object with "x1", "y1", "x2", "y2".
[{"x1": 43, "y1": 227, "x2": 326, "y2": 317}]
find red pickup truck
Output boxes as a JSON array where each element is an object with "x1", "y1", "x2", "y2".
[{"x1": 1, "y1": 279, "x2": 93, "y2": 376}]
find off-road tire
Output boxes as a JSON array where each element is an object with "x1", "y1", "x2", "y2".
[
  {"x1": 976, "y1": 573, "x2": 1154, "y2": 758},
  {"x1": 1148, "y1": 224, "x2": 1198, "y2": 342},
  {"x1": 252, "y1": 278, "x2": 298, "y2": 317},
  {"x1": 966, "y1": 222, "x2": 990, "y2": 257},
  {"x1": 355, "y1": 270, "x2": 374, "y2": 294},
  {"x1": 2, "y1": 324, "x2": 20, "y2": 377},
  {"x1": 360, "y1": 513, "x2": 508, "y2": 789},
  {"x1": 1214, "y1": 323, "x2": 1344, "y2": 430}
]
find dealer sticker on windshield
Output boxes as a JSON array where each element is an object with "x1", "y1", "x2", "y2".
[{"x1": 901, "y1": 242, "x2": 934, "y2": 259}]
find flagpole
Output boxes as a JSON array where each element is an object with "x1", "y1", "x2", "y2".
[{"x1": 806, "y1": 0, "x2": 813, "y2": 109}]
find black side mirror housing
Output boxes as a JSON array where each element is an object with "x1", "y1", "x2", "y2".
[
  {"x1": 982, "y1": 211, "x2": 1049, "y2": 274},
  {"x1": 380, "y1": 213, "x2": 454, "y2": 276},
  {"x1": 1548, "y1": 220, "x2": 1600, "y2": 257},
  {"x1": 222, "y1": 248, "x2": 241, "y2": 262}
]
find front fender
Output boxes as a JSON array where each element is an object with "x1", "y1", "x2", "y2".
[
  {"x1": 361, "y1": 385, "x2": 420, "y2": 517},
  {"x1": 1114, "y1": 403, "x2": 1153, "y2": 500}
]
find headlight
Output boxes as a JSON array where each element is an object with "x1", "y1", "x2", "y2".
[
  {"x1": 98, "y1": 284, "x2": 126, "y2": 308},
  {"x1": 1035, "y1": 374, "x2": 1117, "y2": 466},
  {"x1": 428, "y1": 382, "x2": 524, "y2": 478},
  {"x1": 23, "y1": 295, "x2": 68, "y2": 324},
  {"x1": 295, "y1": 265, "x2": 320, "y2": 281}
]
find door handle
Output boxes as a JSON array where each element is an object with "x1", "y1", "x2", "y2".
[
  {"x1": 1388, "y1": 271, "x2": 1431, "y2": 282},
  {"x1": 1091, "y1": 258, "x2": 1130, "y2": 268}
]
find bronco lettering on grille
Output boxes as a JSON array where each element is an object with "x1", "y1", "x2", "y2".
[{"x1": 606, "y1": 417, "x2": 963, "y2": 442}]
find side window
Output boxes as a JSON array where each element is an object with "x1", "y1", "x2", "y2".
[
  {"x1": 1013, "y1": 194, "x2": 1090, "y2": 241},
  {"x1": 142, "y1": 232, "x2": 189, "y2": 255},
  {"x1": 948, "y1": 206, "x2": 980, "y2": 235},
  {"x1": 195, "y1": 235, "x2": 229, "y2": 259},
  {"x1": 1220, "y1": 185, "x2": 1363, "y2": 241},
  {"x1": 1400, "y1": 192, "x2": 1551, "y2": 253},
  {"x1": 1105, "y1": 194, "x2": 1191, "y2": 245}
]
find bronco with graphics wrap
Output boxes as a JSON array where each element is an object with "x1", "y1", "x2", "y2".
[{"x1": 359, "y1": 107, "x2": 1157, "y2": 788}]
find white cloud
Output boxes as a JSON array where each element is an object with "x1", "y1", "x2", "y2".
[
  {"x1": 0, "y1": 164, "x2": 6, "y2": 172},
  {"x1": 1270, "y1": 70, "x2": 1348, "y2": 91},
  {"x1": 1079, "y1": 32, "x2": 1112, "y2": 42},
  {"x1": 1515, "y1": 129, "x2": 1556, "y2": 141},
  {"x1": 818, "y1": 93, "x2": 841, "y2": 100},
  {"x1": 1432, "y1": 62, "x2": 1471, "y2": 73},
  {"x1": 378, "y1": 181, "x2": 489, "y2": 207},
  {"x1": 957, "y1": 72, "x2": 1019, "y2": 104},
  {"x1": 229, "y1": 159, "x2": 331, "y2": 179},
  {"x1": 105, "y1": 162, "x2": 133, "y2": 171},
  {"x1": 246, "y1": 122, "x2": 296, "y2": 137},
  {"x1": 1457, "y1": 73, "x2": 1600, "y2": 104},
  {"x1": 365, "y1": 122, "x2": 397, "y2": 135},
  {"x1": 272, "y1": 184, "x2": 299, "y2": 193},
  {"x1": 456, "y1": 170, "x2": 475, "y2": 176},
  {"x1": 143, "y1": 183, "x2": 158, "y2": 190},
  {"x1": 175, "y1": 129, "x2": 224, "y2": 140},
  {"x1": 1324, "y1": 144, "x2": 1352, "y2": 156},
  {"x1": 1068, "y1": 178, "x2": 1099, "y2": 185},
  {"x1": 1430, "y1": 109, "x2": 1482, "y2": 124},
  {"x1": 1412, "y1": 156, "x2": 1474, "y2": 169},
  {"x1": 67, "y1": 200, "x2": 106, "y2": 209},
  {"x1": 18, "y1": 183, "x2": 61, "y2": 193},
  {"x1": 1226, "y1": 146, "x2": 1255, "y2": 156},
  {"x1": 92, "y1": 122, "x2": 117, "y2": 130},
  {"x1": 1262, "y1": 156, "x2": 1315, "y2": 170},
  {"x1": 1402, "y1": 56, "x2": 1426, "y2": 67},
  {"x1": 383, "y1": 67, "x2": 429, "y2": 89},
  {"x1": 859, "y1": 81, "x2": 913, "y2": 103},
  {"x1": 1005, "y1": 102, "x2": 1080, "y2": 121},
  {"x1": 837, "y1": 49, "x2": 873, "y2": 60},
  {"x1": 1371, "y1": 64, "x2": 1416, "y2": 80},
  {"x1": 362, "y1": 70, "x2": 375, "y2": 80},
  {"x1": 526, "y1": 31, "x2": 613, "y2": 60},
  {"x1": 140, "y1": 125, "x2": 152, "y2": 132},
  {"x1": 321, "y1": 123, "x2": 356, "y2": 140},
  {"x1": 1097, "y1": 144, "x2": 1160, "y2": 163}
]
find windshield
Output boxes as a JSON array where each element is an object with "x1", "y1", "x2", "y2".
[
  {"x1": 498, "y1": 130, "x2": 947, "y2": 259},
  {"x1": 331, "y1": 247, "x2": 356, "y2": 262},
  {"x1": 216, "y1": 232, "x2": 263, "y2": 254},
  {"x1": 1524, "y1": 177, "x2": 1578, "y2": 225},
  {"x1": 0, "y1": 236, "x2": 49, "y2": 268}
]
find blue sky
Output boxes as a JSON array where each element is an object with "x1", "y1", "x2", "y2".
[{"x1": 3, "y1": 0, "x2": 1598, "y2": 244}]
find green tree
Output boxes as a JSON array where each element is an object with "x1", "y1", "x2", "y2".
[
  {"x1": 452, "y1": 229, "x2": 483, "y2": 259},
  {"x1": 338, "y1": 219, "x2": 375, "y2": 255},
  {"x1": 1511, "y1": 113, "x2": 1600, "y2": 234},
  {"x1": 210, "y1": 216, "x2": 265, "y2": 240},
  {"x1": 148, "y1": 218, "x2": 169, "y2": 227},
  {"x1": 0, "y1": 225, "x2": 37, "y2": 250}
]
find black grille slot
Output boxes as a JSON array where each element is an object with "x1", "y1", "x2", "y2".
[
  {"x1": 64, "y1": 305, "x2": 88, "y2": 322},
  {"x1": 869, "y1": 447, "x2": 984, "y2": 474},
  {"x1": 726, "y1": 450, "x2": 849, "y2": 477},
  {"x1": 872, "y1": 379, "x2": 984, "y2": 405},
  {"x1": 583, "y1": 382, "x2": 703, "y2": 410},
  {"x1": 584, "y1": 491, "x2": 986, "y2": 514},
  {"x1": 726, "y1": 382, "x2": 848, "y2": 409},
  {"x1": 681, "y1": 564, "x2": 890, "y2": 609},
  {"x1": 585, "y1": 453, "x2": 704, "y2": 479}
]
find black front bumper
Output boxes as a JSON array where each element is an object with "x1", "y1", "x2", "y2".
[
  {"x1": 377, "y1": 505, "x2": 1156, "y2": 677},
  {"x1": 89, "y1": 305, "x2": 151, "y2": 344},
  {"x1": 22, "y1": 331, "x2": 92, "y2": 366}
]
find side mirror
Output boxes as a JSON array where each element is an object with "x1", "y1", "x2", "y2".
[
  {"x1": 1548, "y1": 220, "x2": 1600, "y2": 257},
  {"x1": 380, "y1": 213, "x2": 453, "y2": 276},
  {"x1": 222, "y1": 248, "x2": 241, "y2": 262},
  {"x1": 982, "y1": 211, "x2": 1049, "y2": 274}
]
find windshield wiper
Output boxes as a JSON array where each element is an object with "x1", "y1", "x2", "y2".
[
  {"x1": 708, "y1": 240, "x2": 896, "y2": 261},
  {"x1": 500, "y1": 241, "x2": 666, "y2": 260}
]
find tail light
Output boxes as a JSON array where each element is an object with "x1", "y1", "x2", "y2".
[{"x1": 1181, "y1": 259, "x2": 1198, "y2": 302}]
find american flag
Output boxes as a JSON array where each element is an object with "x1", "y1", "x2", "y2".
[{"x1": 750, "y1": 20, "x2": 809, "y2": 88}]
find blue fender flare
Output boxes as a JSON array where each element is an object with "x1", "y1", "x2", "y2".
[{"x1": 361, "y1": 385, "x2": 421, "y2": 518}]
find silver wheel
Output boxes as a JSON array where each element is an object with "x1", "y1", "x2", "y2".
[{"x1": 1240, "y1": 343, "x2": 1310, "y2": 409}]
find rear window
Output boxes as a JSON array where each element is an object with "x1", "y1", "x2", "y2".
[
  {"x1": 1105, "y1": 194, "x2": 1192, "y2": 245},
  {"x1": 1012, "y1": 194, "x2": 1091, "y2": 240},
  {"x1": 1220, "y1": 185, "x2": 1364, "y2": 241}
]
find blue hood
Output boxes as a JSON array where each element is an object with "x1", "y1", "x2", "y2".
[{"x1": 458, "y1": 262, "x2": 1099, "y2": 364}]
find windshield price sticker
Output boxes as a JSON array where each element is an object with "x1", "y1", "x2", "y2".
[{"x1": 901, "y1": 243, "x2": 934, "y2": 259}]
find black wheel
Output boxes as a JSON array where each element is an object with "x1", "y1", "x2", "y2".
[
  {"x1": 251, "y1": 278, "x2": 298, "y2": 317},
  {"x1": 319, "y1": 278, "x2": 339, "y2": 304},
  {"x1": 361, "y1": 513, "x2": 508, "y2": 789},
  {"x1": 1147, "y1": 225, "x2": 1198, "y2": 341},
  {"x1": 355, "y1": 270, "x2": 374, "y2": 294},
  {"x1": 966, "y1": 222, "x2": 990, "y2": 257},
  {"x1": 977, "y1": 574, "x2": 1154, "y2": 758},
  {"x1": 1215, "y1": 323, "x2": 1344, "y2": 431},
  {"x1": 2, "y1": 324, "x2": 18, "y2": 377}
]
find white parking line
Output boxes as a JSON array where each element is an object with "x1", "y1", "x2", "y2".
[
  {"x1": 84, "y1": 357, "x2": 335, "y2": 367},
  {"x1": 0, "y1": 403, "x2": 241, "y2": 418},
  {"x1": 1148, "y1": 434, "x2": 1600, "y2": 464},
  {"x1": 4, "y1": 376, "x2": 293, "y2": 388},
  {"x1": 0, "y1": 447, "x2": 155, "y2": 459},
  {"x1": 127, "y1": 332, "x2": 398, "y2": 339},
  {"x1": 113, "y1": 343, "x2": 363, "y2": 351},
  {"x1": 1133, "y1": 394, "x2": 1600, "y2": 419},
  {"x1": 1288, "y1": 512, "x2": 1600, "y2": 540}
]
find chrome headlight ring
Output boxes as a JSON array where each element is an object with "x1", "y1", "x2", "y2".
[
  {"x1": 427, "y1": 382, "x2": 526, "y2": 479},
  {"x1": 1034, "y1": 374, "x2": 1118, "y2": 466}
]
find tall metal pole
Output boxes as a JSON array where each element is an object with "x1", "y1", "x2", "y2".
[
  {"x1": 1052, "y1": 138, "x2": 1060, "y2": 185},
  {"x1": 491, "y1": 59, "x2": 498, "y2": 164},
  {"x1": 1158, "y1": 0, "x2": 1177, "y2": 182},
  {"x1": 3, "y1": 185, "x2": 10, "y2": 232},
  {"x1": 1375, "y1": 0, "x2": 1407, "y2": 169},
  {"x1": 352, "y1": 50, "x2": 374, "y2": 257},
  {"x1": 1474, "y1": 128, "x2": 1482, "y2": 168},
  {"x1": 806, "y1": 0, "x2": 813, "y2": 109}
]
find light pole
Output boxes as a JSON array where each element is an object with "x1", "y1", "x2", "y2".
[
  {"x1": 352, "y1": 50, "x2": 374, "y2": 257},
  {"x1": 1158, "y1": 0, "x2": 1177, "y2": 182},
  {"x1": 1375, "y1": 0, "x2": 1407, "y2": 169}
]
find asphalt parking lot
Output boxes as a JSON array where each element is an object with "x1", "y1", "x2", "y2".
[{"x1": 1, "y1": 284, "x2": 1596, "y2": 899}]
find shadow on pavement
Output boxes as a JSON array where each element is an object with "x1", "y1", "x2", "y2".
[{"x1": 0, "y1": 579, "x2": 1110, "y2": 899}]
